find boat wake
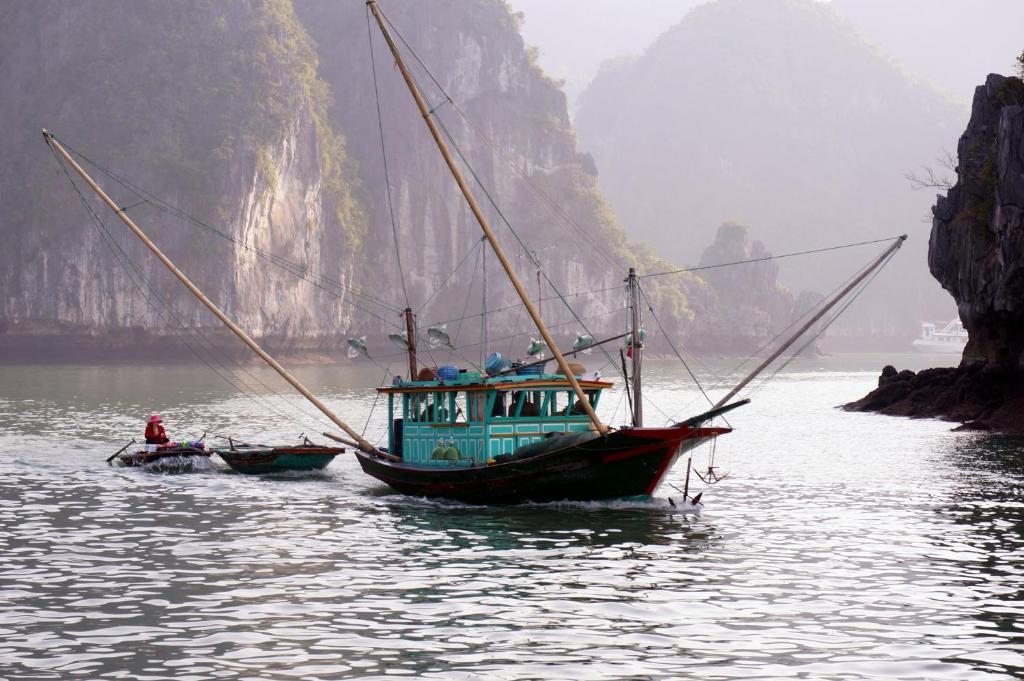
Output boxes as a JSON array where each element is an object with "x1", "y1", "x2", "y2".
[
  {"x1": 133, "y1": 456, "x2": 219, "y2": 474},
  {"x1": 245, "y1": 468, "x2": 335, "y2": 480},
  {"x1": 373, "y1": 489, "x2": 703, "y2": 515}
]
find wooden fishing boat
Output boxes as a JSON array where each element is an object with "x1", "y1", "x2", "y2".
[
  {"x1": 356, "y1": 373, "x2": 739, "y2": 503},
  {"x1": 214, "y1": 443, "x2": 344, "y2": 474},
  {"x1": 348, "y1": 353, "x2": 739, "y2": 503},
  {"x1": 116, "y1": 444, "x2": 212, "y2": 469}
]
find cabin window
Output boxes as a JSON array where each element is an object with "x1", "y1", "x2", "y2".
[
  {"x1": 483, "y1": 392, "x2": 504, "y2": 418},
  {"x1": 548, "y1": 391, "x2": 563, "y2": 416},
  {"x1": 447, "y1": 391, "x2": 458, "y2": 423},
  {"x1": 431, "y1": 392, "x2": 452, "y2": 422},
  {"x1": 523, "y1": 392, "x2": 540, "y2": 417},
  {"x1": 509, "y1": 391, "x2": 523, "y2": 417},
  {"x1": 540, "y1": 390, "x2": 553, "y2": 416},
  {"x1": 466, "y1": 391, "x2": 488, "y2": 421},
  {"x1": 508, "y1": 391, "x2": 540, "y2": 418}
]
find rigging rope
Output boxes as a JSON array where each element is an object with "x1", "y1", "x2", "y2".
[
  {"x1": 431, "y1": 113, "x2": 630, "y2": 382},
  {"x1": 367, "y1": 5, "x2": 412, "y2": 311},
  {"x1": 744, "y1": 249, "x2": 898, "y2": 401},
  {"x1": 378, "y1": 9, "x2": 621, "y2": 268},
  {"x1": 52, "y1": 136, "x2": 404, "y2": 326},
  {"x1": 48, "y1": 144, "x2": 338, "y2": 434},
  {"x1": 638, "y1": 282, "x2": 716, "y2": 411},
  {"x1": 362, "y1": 364, "x2": 392, "y2": 438},
  {"x1": 372, "y1": 6, "x2": 629, "y2": 377},
  {"x1": 639, "y1": 236, "x2": 905, "y2": 279},
  {"x1": 448, "y1": 245, "x2": 482, "y2": 353},
  {"x1": 418, "y1": 237, "x2": 485, "y2": 314}
]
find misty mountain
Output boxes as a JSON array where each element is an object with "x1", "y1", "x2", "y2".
[
  {"x1": 574, "y1": 0, "x2": 969, "y2": 336},
  {"x1": 507, "y1": 0, "x2": 703, "y2": 108}
]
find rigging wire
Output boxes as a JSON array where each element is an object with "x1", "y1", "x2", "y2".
[
  {"x1": 665, "y1": 252, "x2": 881, "y2": 425},
  {"x1": 362, "y1": 364, "x2": 392, "y2": 438},
  {"x1": 52, "y1": 136, "x2": 404, "y2": 326},
  {"x1": 427, "y1": 284, "x2": 627, "y2": 329},
  {"x1": 638, "y1": 282, "x2": 715, "y2": 411},
  {"x1": 366, "y1": 5, "x2": 412, "y2": 311},
  {"x1": 378, "y1": 8, "x2": 621, "y2": 268},
  {"x1": 418, "y1": 237, "x2": 485, "y2": 315},
  {"x1": 375, "y1": 4, "x2": 903, "y2": 425},
  {"x1": 431, "y1": 113, "x2": 630, "y2": 382},
  {"x1": 744, "y1": 249, "x2": 898, "y2": 401},
  {"x1": 639, "y1": 236, "x2": 905, "y2": 279},
  {"x1": 448, "y1": 245, "x2": 483, "y2": 353},
  {"x1": 372, "y1": 4, "x2": 630, "y2": 380},
  {"x1": 453, "y1": 306, "x2": 628, "y2": 354},
  {"x1": 47, "y1": 144, "x2": 338, "y2": 434},
  {"x1": 660, "y1": 236, "x2": 902, "y2": 423}
]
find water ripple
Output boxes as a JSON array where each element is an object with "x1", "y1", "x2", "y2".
[{"x1": 1, "y1": 358, "x2": 1021, "y2": 679}]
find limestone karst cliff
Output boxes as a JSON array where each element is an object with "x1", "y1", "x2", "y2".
[
  {"x1": 683, "y1": 222, "x2": 814, "y2": 355},
  {"x1": 0, "y1": 0, "x2": 364, "y2": 356},
  {"x1": 846, "y1": 72, "x2": 1024, "y2": 430},
  {"x1": 929, "y1": 73, "x2": 1024, "y2": 372},
  {"x1": 0, "y1": 0, "x2": 697, "y2": 360},
  {"x1": 295, "y1": 0, "x2": 694, "y2": 349}
]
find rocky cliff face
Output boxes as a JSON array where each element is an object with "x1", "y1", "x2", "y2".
[
  {"x1": 295, "y1": 0, "x2": 666, "y2": 347},
  {"x1": 0, "y1": 0, "x2": 692, "y2": 360},
  {"x1": 929, "y1": 74, "x2": 1024, "y2": 371},
  {"x1": 846, "y1": 72, "x2": 1024, "y2": 430},
  {"x1": 0, "y1": 0, "x2": 364, "y2": 355}
]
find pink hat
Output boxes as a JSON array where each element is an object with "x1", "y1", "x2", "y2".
[{"x1": 148, "y1": 414, "x2": 162, "y2": 423}]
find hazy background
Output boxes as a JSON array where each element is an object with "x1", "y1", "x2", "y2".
[
  {"x1": 508, "y1": 0, "x2": 1024, "y2": 341},
  {"x1": 510, "y1": 0, "x2": 1024, "y2": 110}
]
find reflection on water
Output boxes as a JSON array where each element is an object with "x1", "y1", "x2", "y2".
[
  {"x1": 939, "y1": 435, "x2": 1024, "y2": 678},
  {"x1": 1, "y1": 354, "x2": 1022, "y2": 679}
]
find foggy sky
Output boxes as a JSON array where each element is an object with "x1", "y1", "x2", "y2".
[{"x1": 509, "y1": 0, "x2": 1024, "y2": 107}]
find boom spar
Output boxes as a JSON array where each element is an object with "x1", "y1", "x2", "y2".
[{"x1": 43, "y1": 129, "x2": 380, "y2": 455}]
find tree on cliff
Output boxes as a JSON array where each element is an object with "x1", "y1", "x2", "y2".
[{"x1": 1017, "y1": 49, "x2": 1024, "y2": 77}]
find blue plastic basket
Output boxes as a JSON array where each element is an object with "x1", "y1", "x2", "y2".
[
  {"x1": 514, "y1": 363, "x2": 544, "y2": 376},
  {"x1": 437, "y1": 365, "x2": 459, "y2": 381}
]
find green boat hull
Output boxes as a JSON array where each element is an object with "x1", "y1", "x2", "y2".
[{"x1": 214, "y1": 445, "x2": 344, "y2": 475}]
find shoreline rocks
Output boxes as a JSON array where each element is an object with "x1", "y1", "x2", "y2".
[{"x1": 843, "y1": 364, "x2": 1024, "y2": 433}]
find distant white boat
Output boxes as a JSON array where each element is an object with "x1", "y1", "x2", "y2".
[{"x1": 912, "y1": 319, "x2": 967, "y2": 353}]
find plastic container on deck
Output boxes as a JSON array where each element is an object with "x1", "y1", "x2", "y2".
[
  {"x1": 437, "y1": 365, "x2": 459, "y2": 381},
  {"x1": 515, "y1": 363, "x2": 544, "y2": 376},
  {"x1": 485, "y1": 353, "x2": 509, "y2": 375}
]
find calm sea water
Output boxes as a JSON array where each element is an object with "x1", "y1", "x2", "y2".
[{"x1": 2, "y1": 353, "x2": 1022, "y2": 680}]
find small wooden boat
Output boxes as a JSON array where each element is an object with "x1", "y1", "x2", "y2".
[
  {"x1": 116, "y1": 443, "x2": 212, "y2": 469},
  {"x1": 214, "y1": 442, "x2": 344, "y2": 474}
]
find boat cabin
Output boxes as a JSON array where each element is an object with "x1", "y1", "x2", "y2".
[{"x1": 377, "y1": 372, "x2": 613, "y2": 466}]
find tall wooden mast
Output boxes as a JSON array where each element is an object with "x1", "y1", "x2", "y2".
[
  {"x1": 366, "y1": 1, "x2": 608, "y2": 435},
  {"x1": 44, "y1": 130, "x2": 380, "y2": 455},
  {"x1": 626, "y1": 267, "x2": 643, "y2": 427},
  {"x1": 403, "y1": 307, "x2": 417, "y2": 380}
]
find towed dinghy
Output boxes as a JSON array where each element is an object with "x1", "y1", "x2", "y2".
[{"x1": 213, "y1": 439, "x2": 344, "y2": 474}]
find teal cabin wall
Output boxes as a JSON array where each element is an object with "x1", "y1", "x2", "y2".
[{"x1": 388, "y1": 383, "x2": 602, "y2": 467}]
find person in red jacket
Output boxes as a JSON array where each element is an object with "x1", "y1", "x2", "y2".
[{"x1": 145, "y1": 415, "x2": 169, "y2": 445}]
